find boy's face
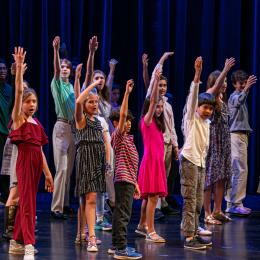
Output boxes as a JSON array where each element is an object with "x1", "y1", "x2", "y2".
[
  {"x1": 124, "y1": 119, "x2": 132, "y2": 133},
  {"x1": 233, "y1": 79, "x2": 247, "y2": 91},
  {"x1": 60, "y1": 62, "x2": 71, "y2": 79},
  {"x1": 0, "y1": 63, "x2": 7, "y2": 81},
  {"x1": 159, "y1": 79, "x2": 167, "y2": 97},
  {"x1": 197, "y1": 104, "x2": 214, "y2": 120}
]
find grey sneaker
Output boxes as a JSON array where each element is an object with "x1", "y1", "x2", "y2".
[{"x1": 184, "y1": 238, "x2": 206, "y2": 250}]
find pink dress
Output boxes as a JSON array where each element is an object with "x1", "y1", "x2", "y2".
[{"x1": 138, "y1": 118, "x2": 167, "y2": 199}]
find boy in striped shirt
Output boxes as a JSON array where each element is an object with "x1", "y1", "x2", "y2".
[{"x1": 109, "y1": 80, "x2": 142, "y2": 259}]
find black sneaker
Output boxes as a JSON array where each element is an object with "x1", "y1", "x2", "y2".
[
  {"x1": 184, "y1": 238, "x2": 207, "y2": 250},
  {"x1": 161, "y1": 206, "x2": 180, "y2": 215},
  {"x1": 154, "y1": 209, "x2": 165, "y2": 221},
  {"x1": 195, "y1": 236, "x2": 212, "y2": 246},
  {"x1": 51, "y1": 211, "x2": 67, "y2": 220}
]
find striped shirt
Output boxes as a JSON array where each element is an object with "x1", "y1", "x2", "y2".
[{"x1": 111, "y1": 129, "x2": 139, "y2": 185}]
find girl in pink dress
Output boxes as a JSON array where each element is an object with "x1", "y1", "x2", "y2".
[
  {"x1": 137, "y1": 68, "x2": 167, "y2": 243},
  {"x1": 8, "y1": 47, "x2": 54, "y2": 259}
]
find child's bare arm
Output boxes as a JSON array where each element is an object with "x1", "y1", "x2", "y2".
[
  {"x1": 142, "y1": 53, "x2": 150, "y2": 89},
  {"x1": 53, "y1": 36, "x2": 61, "y2": 80}
]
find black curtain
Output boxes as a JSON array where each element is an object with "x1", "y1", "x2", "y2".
[{"x1": 0, "y1": 0, "x2": 259, "y2": 193}]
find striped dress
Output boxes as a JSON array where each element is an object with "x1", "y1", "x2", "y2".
[{"x1": 74, "y1": 115, "x2": 106, "y2": 196}]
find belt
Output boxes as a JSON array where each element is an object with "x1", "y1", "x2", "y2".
[{"x1": 57, "y1": 117, "x2": 70, "y2": 124}]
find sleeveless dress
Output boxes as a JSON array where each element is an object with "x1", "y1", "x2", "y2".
[
  {"x1": 205, "y1": 102, "x2": 232, "y2": 190},
  {"x1": 138, "y1": 118, "x2": 167, "y2": 199},
  {"x1": 9, "y1": 119, "x2": 48, "y2": 245},
  {"x1": 74, "y1": 115, "x2": 106, "y2": 196}
]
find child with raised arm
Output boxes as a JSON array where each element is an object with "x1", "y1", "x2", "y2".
[
  {"x1": 204, "y1": 58, "x2": 235, "y2": 225},
  {"x1": 107, "y1": 80, "x2": 142, "y2": 259},
  {"x1": 225, "y1": 70, "x2": 257, "y2": 215},
  {"x1": 180, "y1": 57, "x2": 215, "y2": 250},
  {"x1": 136, "y1": 68, "x2": 167, "y2": 243},
  {"x1": 8, "y1": 47, "x2": 54, "y2": 258},
  {"x1": 84, "y1": 36, "x2": 114, "y2": 230},
  {"x1": 50, "y1": 36, "x2": 75, "y2": 219},
  {"x1": 74, "y1": 63, "x2": 109, "y2": 252},
  {"x1": 143, "y1": 52, "x2": 179, "y2": 218}
]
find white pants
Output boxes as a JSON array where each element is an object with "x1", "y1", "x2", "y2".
[
  {"x1": 225, "y1": 133, "x2": 248, "y2": 209},
  {"x1": 51, "y1": 121, "x2": 75, "y2": 213}
]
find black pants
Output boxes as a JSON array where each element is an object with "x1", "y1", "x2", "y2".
[{"x1": 112, "y1": 182, "x2": 135, "y2": 250}]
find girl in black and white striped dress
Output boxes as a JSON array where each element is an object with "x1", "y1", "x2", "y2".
[{"x1": 73, "y1": 64, "x2": 108, "y2": 252}]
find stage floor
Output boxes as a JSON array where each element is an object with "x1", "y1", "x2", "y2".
[{"x1": 1, "y1": 194, "x2": 260, "y2": 259}]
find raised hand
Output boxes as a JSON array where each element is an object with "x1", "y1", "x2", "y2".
[
  {"x1": 109, "y1": 58, "x2": 118, "y2": 68},
  {"x1": 245, "y1": 75, "x2": 257, "y2": 91},
  {"x1": 13, "y1": 47, "x2": 26, "y2": 65},
  {"x1": 194, "y1": 56, "x2": 203, "y2": 72},
  {"x1": 89, "y1": 36, "x2": 98, "y2": 53},
  {"x1": 223, "y1": 57, "x2": 235, "y2": 72},
  {"x1": 142, "y1": 53, "x2": 149, "y2": 67},
  {"x1": 126, "y1": 79, "x2": 134, "y2": 94},
  {"x1": 162, "y1": 52, "x2": 174, "y2": 60},
  {"x1": 75, "y1": 63, "x2": 83, "y2": 79},
  {"x1": 155, "y1": 68, "x2": 162, "y2": 81},
  {"x1": 53, "y1": 36, "x2": 60, "y2": 51}
]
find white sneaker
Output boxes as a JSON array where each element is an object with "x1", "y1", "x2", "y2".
[
  {"x1": 9, "y1": 239, "x2": 25, "y2": 255},
  {"x1": 87, "y1": 236, "x2": 98, "y2": 252},
  {"x1": 23, "y1": 244, "x2": 36, "y2": 260},
  {"x1": 197, "y1": 226, "x2": 212, "y2": 236}
]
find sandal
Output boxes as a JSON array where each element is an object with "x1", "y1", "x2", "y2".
[
  {"x1": 75, "y1": 233, "x2": 86, "y2": 244},
  {"x1": 204, "y1": 215, "x2": 222, "y2": 225},
  {"x1": 212, "y1": 212, "x2": 232, "y2": 223},
  {"x1": 146, "y1": 231, "x2": 166, "y2": 243}
]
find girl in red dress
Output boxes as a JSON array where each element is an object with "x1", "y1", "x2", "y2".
[{"x1": 8, "y1": 47, "x2": 54, "y2": 259}]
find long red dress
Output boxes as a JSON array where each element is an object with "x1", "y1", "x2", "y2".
[
  {"x1": 9, "y1": 119, "x2": 48, "y2": 245},
  {"x1": 138, "y1": 118, "x2": 167, "y2": 199}
]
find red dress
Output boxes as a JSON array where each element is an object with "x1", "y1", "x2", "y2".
[
  {"x1": 138, "y1": 118, "x2": 167, "y2": 199},
  {"x1": 9, "y1": 119, "x2": 48, "y2": 245}
]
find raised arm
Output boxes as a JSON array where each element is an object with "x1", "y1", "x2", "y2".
[
  {"x1": 118, "y1": 79, "x2": 134, "y2": 133},
  {"x1": 106, "y1": 58, "x2": 118, "y2": 92},
  {"x1": 74, "y1": 63, "x2": 83, "y2": 122},
  {"x1": 84, "y1": 36, "x2": 98, "y2": 87},
  {"x1": 144, "y1": 69, "x2": 161, "y2": 126},
  {"x1": 185, "y1": 57, "x2": 203, "y2": 120},
  {"x1": 146, "y1": 52, "x2": 174, "y2": 97},
  {"x1": 53, "y1": 36, "x2": 61, "y2": 80},
  {"x1": 142, "y1": 53, "x2": 150, "y2": 89},
  {"x1": 12, "y1": 47, "x2": 26, "y2": 128},
  {"x1": 75, "y1": 79, "x2": 102, "y2": 127},
  {"x1": 207, "y1": 57, "x2": 235, "y2": 95},
  {"x1": 229, "y1": 75, "x2": 257, "y2": 107}
]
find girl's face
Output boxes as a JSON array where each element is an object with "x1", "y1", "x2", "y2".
[
  {"x1": 60, "y1": 61, "x2": 71, "y2": 79},
  {"x1": 155, "y1": 99, "x2": 164, "y2": 117},
  {"x1": 22, "y1": 94, "x2": 37, "y2": 117},
  {"x1": 220, "y1": 78, "x2": 227, "y2": 93},
  {"x1": 84, "y1": 94, "x2": 99, "y2": 115},
  {"x1": 93, "y1": 72, "x2": 105, "y2": 90}
]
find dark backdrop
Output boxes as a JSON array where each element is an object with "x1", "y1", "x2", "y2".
[{"x1": 0, "y1": 0, "x2": 259, "y2": 193}]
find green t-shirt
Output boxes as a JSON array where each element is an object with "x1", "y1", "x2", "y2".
[
  {"x1": 0, "y1": 82, "x2": 13, "y2": 135},
  {"x1": 51, "y1": 78, "x2": 75, "y2": 121}
]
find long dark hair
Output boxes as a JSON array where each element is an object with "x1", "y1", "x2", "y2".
[
  {"x1": 207, "y1": 70, "x2": 227, "y2": 112},
  {"x1": 93, "y1": 70, "x2": 110, "y2": 102},
  {"x1": 141, "y1": 97, "x2": 165, "y2": 133}
]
